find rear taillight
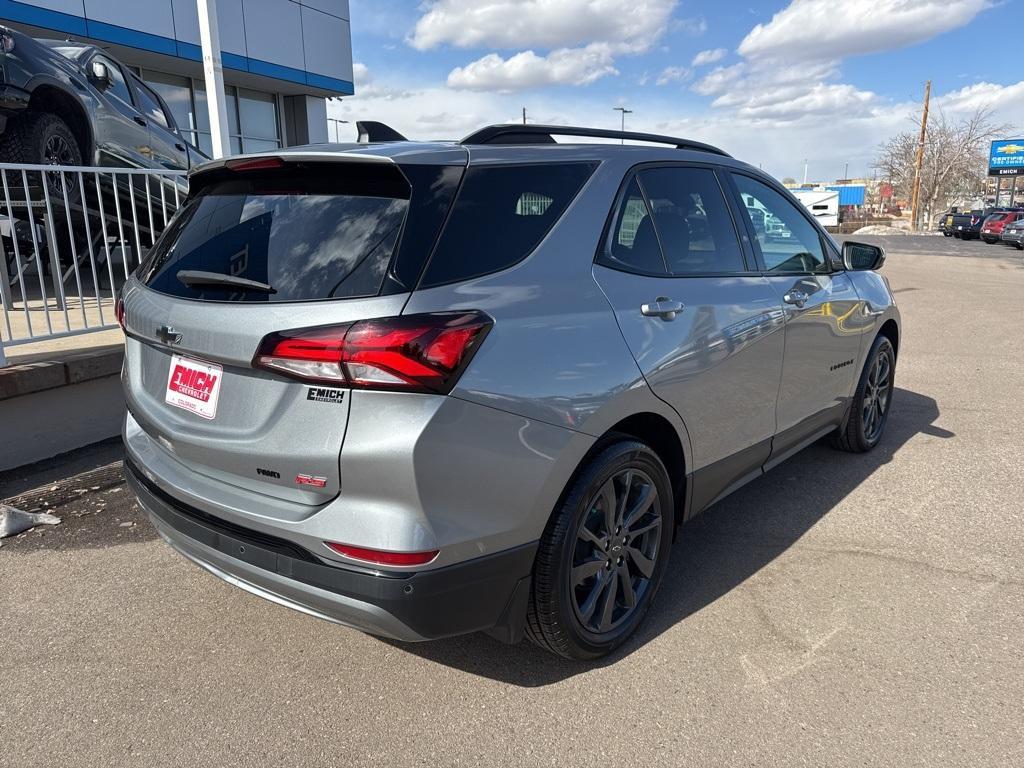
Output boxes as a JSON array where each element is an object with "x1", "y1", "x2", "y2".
[
  {"x1": 115, "y1": 298, "x2": 126, "y2": 331},
  {"x1": 324, "y1": 541, "x2": 439, "y2": 567},
  {"x1": 253, "y1": 311, "x2": 492, "y2": 394}
]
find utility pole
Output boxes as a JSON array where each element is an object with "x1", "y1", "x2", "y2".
[
  {"x1": 802, "y1": 159, "x2": 808, "y2": 186},
  {"x1": 522, "y1": 107, "x2": 527, "y2": 125},
  {"x1": 613, "y1": 106, "x2": 633, "y2": 144},
  {"x1": 843, "y1": 162, "x2": 849, "y2": 181},
  {"x1": 197, "y1": 0, "x2": 231, "y2": 159},
  {"x1": 909, "y1": 80, "x2": 931, "y2": 231}
]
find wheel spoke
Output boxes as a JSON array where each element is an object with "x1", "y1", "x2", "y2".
[
  {"x1": 572, "y1": 558, "x2": 606, "y2": 586},
  {"x1": 622, "y1": 482, "x2": 655, "y2": 530},
  {"x1": 618, "y1": 567, "x2": 637, "y2": 608},
  {"x1": 625, "y1": 517, "x2": 661, "y2": 539},
  {"x1": 578, "y1": 526, "x2": 605, "y2": 549},
  {"x1": 577, "y1": 571, "x2": 607, "y2": 623},
  {"x1": 598, "y1": 568, "x2": 619, "y2": 631},
  {"x1": 627, "y1": 546, "x2": 655, "y2": 578},
  {"x1": 597, "y1": 479, "x2": 617, "y2": 537},
  {"x1": 615, "y1": 470, "x2": 632, "y2": 527}
]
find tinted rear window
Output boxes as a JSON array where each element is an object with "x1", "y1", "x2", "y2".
[
  {"x1": 420, "y1": 162, "x2": 597, "y2": 288},
  {"x1": 140, "y1": 166, "x2": 414, "y2": 302}
]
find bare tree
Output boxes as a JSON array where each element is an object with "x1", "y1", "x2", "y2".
[{"x1": 874, "y1": 107, "x2": 1011, "y2": 228}]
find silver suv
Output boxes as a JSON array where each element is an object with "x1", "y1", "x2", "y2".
[{"x1": 121, "y1": 124, "x2": 900, "y2": 659}]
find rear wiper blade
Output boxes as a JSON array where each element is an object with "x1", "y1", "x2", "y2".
[{"x1": 176, "y1": 270, "x2": 276, "y2": 293}]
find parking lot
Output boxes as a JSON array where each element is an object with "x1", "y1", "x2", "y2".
[{"x1": 2, "y1": 235, "x2": 1022, "y2": 767}]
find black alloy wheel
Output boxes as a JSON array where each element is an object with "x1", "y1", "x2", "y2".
[
  {"x1": 526, "y1": 439, "x2": 674, "y2": 659},
  {"x1": 570, "y1": 467, "x2": 663, "y2": 634}
]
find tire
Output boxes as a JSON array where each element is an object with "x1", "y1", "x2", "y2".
[
  {"x1": 832, "y1": 335, "x2": 896, "y2": 453},
  {"x1": 0, "y1": 111, "x2": 82, "y2": 202},
  {"x1": 943, "y1": 231, "x2": 953, "y2": 237},
  {"x1": 526, "y1": 439, "x2": 674, "y2": 660},
  {"x1": 983, "y1": 237, "x2": 997, "y2": 244},
  {"x1": 1015, "y1": 242, "x2": 1023, "y2": 251}
]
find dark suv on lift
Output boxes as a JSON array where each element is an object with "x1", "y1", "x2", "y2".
[{"x1": 0, "y1": 25, "x2": 206, "y2": 170}]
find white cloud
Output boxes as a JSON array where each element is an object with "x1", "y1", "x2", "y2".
[
  {"x1": 410, "y1": 0, "x2": 677, "y2": 51},
  {"x1": 656, "y1": 66, "x2": 692, "y2": 86},
  {"x1": 692, "y1": 63, "x2": 745, "y2": 95},
  {"x1": 447, "y1": 44, "x2": 620, "y2": 91},
  {"x1": 739, "y1": 0, "x2": 991, "y2": 61},
  {"x1": 352, "y1": 62, "x2": 370, "y2": 86},
  {"x1": 674, "y1": 16, "x2": 707, "y2": 36},
  {"x1": 691, "y1": 48, "x2": 727, "y2": 67}
]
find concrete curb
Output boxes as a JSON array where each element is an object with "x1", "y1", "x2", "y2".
[{"x1": 0, "y1": 344, "x2": 124, "y2": 401}]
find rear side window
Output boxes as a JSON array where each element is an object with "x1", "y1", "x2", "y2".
[
  {"x1": 140, "y1": 166, "x2": 412, "y2": 302},
  {"x1": 636, "y1": 167, "x2": 745, "y2": 274},
  {"x1": 420, "y1": 162, "x2": 597, "y2": 288}
]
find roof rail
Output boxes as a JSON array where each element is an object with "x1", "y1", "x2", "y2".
[
  {"x1": 356, "y1": 121, "x2": 408, "y2": 143},
  {"x1": 459, "y1": 124, "x2": 730, "y2": 157}
]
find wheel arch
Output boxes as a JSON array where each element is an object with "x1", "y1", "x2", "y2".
[
  {"x1": 602, "y1": 412, "x2": 687, "y2": 524},
  {"x1": 24, "y1": 82, "x2": 94, "y2": 162},
  {"x1": 878, "y1": 318, "x2": 899, "y2": 358}
]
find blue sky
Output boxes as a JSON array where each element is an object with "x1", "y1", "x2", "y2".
[{"x1": 330, "y1": 0, "x2": 1021, "y2": 180}]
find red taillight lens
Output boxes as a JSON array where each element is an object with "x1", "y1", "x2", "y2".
[
  {"x1": 324, "y1": 541, "x2": 439, "y2": 567},
  {"x1": 253, "y1": 311, "x2": 492, "y2": 393},
  {"x1": 115, "y1": 297, "x2": 126, "y2": 331}
]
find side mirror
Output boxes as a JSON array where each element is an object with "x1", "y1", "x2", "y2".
[
  {"x1": 842, "y1": 241, "x2": 885, "y2": 271},
  {"x1": 90, "y1": 60, "x2": 110, "y2": 87}
]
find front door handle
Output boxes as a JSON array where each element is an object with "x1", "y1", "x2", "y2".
[
  {"x1": 174, "y1": 142, "x2": 186, "y2": 151},
  {"x1": 641, "y1": 296, "x2": 685, "y2": 321},
  {"x1": 783, "y1": 289, "x2": 809, "y2": 308},
  {"x1": 133, "y1": 116, "x2": 147, "y2": 127}
]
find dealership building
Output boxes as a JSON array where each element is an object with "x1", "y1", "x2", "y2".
[{"x1": 0, "y1": 0, "x2": 354, "y2": 152}]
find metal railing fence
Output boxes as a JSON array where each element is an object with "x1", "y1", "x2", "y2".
[{"x1": 0, "y1": 162, "x2": 187, "y2": 366}]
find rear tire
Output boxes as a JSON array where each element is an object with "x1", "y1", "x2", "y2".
[
  {"x1": 983, "y1": 237, "x2": 997, "y2": 244},
  {"x1": 526, "y1": 439, "x2": 674, "y2": 660},
  {"x1": 832, "y1": 335, "x2": 896, "y2": 453}
]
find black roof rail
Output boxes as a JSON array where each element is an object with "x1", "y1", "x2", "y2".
[
  {"x1": 356, "y1": 121, "x2": 408, "y2": 143},
  {"x1": 459, "y1": 124, "x2": 730, "y2": 157}
]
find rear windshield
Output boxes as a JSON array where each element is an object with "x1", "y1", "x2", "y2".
[{"x1": 140, "y1": 166, "x2": 414, "y2": 302}]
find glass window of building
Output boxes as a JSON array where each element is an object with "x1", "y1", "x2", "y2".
[{"x1": 141, "y1": 70, "x2": 282, "y2": 156}]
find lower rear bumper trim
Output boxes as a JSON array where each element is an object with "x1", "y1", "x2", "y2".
[{"x1": 126, "y1": 460, "x2": 538, "y2": 641}]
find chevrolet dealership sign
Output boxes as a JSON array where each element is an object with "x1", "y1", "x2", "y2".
[{"x1": 989, "y1": 140, "x2": 1024, "y2": 176}]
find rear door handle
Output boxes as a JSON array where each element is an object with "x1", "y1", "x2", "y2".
[
  {"x1": 133, "y1": 116, "x2": 147, "y2": 127},
  {"x1": 641, "y1": 297, "x2": 685, "y2": 321},
  {"x1": 174, "y1": 142, "x2": 186, "y2": 151},
  {"x1": 783, "y1": 289, "x2": 809, "y2": 308}
]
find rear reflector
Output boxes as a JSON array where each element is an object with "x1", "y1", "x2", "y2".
[
  {"x1": 253, "y1": 311, "x2": 492, "y2": 394},
  {"x1": 324, "y1": 541, "x2": 439, "y2": 567},
  {"x1": 115, "y1": 297, "x2": 126, "y2": 331}
]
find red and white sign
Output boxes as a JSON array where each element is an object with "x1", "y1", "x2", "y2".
[{"x1": 165, "y1": 355, "x2": 222, "y2": 420}]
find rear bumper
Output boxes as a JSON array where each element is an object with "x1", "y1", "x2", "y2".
[{"x1": 126, "y1": 459, "x2": 537, "y2": 642}]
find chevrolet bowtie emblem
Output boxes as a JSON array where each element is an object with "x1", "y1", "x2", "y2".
[{"x1": 156, "y1": 325, "x2": 182, "y2": 345}]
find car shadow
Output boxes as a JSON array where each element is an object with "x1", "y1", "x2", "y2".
[{"x1": 382, "y1": 387, "x2": 951, "y2": 685}]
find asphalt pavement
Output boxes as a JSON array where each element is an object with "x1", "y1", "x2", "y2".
[{"x1": 2, "y1": 235, "x2": 1022, "y2": 767}]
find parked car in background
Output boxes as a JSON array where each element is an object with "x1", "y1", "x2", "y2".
[
  {"x1": 980, "y1": 211, "x2": 1024, "y2": 243},
  {"x1": 1001, "y1": 218, "x2": 1024, "y2": 250},
  {"x1": 121, "y1": 123, "x2": 900, "y2": 660},
  {"x1": 0, "y1": 26, "x2": 207, "y2": 171},
  {"x1": 949, "y1": 207, "x2": 1021, "y2": 240},
  {"x1": 938, "y1": 208, "x2": 960, "y2": 236}
]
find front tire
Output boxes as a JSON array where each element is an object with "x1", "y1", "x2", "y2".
[
  {"x1": 983, "y1": 237, "x2": 997, "y2": 244},
  {"x1": 0, "y1": 112, "x2": 82, "y2": 202},
  {"x1": 832, "y1": 335, "x2": 896, "y2": 453},
  {"x1": 526, "y1": 440, "x2": 674, "y2": 660}
]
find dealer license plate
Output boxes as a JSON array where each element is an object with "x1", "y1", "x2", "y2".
[{"x1": 165, "y1": 355, "x2": 223, "y2": 420}]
